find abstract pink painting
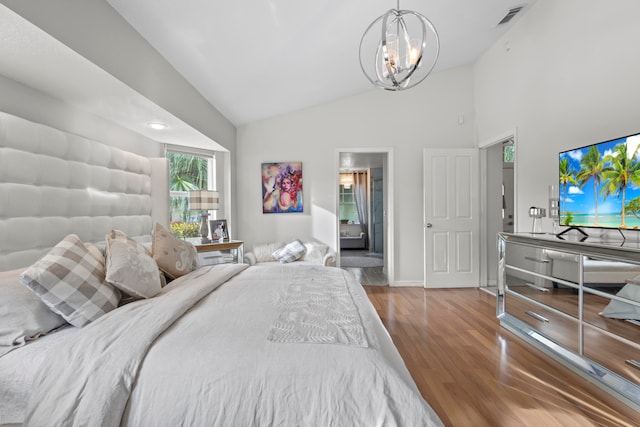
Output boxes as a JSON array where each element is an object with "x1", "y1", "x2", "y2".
[{"x1": 262, "y1": 162, "x2": 303, "y2": 213}]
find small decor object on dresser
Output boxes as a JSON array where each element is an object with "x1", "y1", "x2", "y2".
[
  {"x1": 262, "y1": 161, "x2": 303, "y2": 213},
  {"x1": 210, "y1": 219, "x2": 229, "y2": 241}
]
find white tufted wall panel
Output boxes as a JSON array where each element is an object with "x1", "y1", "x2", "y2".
[{"x1": 0, "y1": 112, "x2": 156, "y2": 271}]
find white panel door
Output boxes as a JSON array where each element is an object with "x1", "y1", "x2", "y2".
[{"x1": 423, "y1": 148, "x2": 479, "y2": 288}]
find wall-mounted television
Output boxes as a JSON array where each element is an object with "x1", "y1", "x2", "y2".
[{"x1": 559, "y1": 132, "x2": 640, "y2": 231}]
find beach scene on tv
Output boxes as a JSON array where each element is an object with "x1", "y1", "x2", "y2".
[{"x1": 560, "y1": 133, "x2": 640, "y2": 229}]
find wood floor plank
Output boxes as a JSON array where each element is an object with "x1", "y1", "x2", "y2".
[{"x1": 364, "y1": 287, "x2": 640, "y2": 427}]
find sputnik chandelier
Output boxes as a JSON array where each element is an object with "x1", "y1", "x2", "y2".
[{"x1": 359, "y1": 1, "x2": 440, "y2": 91}]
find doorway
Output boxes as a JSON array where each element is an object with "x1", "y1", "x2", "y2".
[
  {"x1": 336, "y1": 149, "x2": 394, "y2": 285},
  {"x1": 480, "y1": 136, "x2": 516, "y2": 292}
]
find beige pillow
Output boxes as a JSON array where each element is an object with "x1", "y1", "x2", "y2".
[
  {"x1": 152, "y1": 222, "x2": 197, "y2": 279},
  {"x1": 19, "y1": 234, "x2": 121, "y2": 328},
  {"x1": 105, "y1": 229, "x2": 162, "y2": 299}
]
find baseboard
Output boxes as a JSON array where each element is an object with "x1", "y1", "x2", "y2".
[{"x1": 390, "y1": 280, "x2": 423, "y2": 288}]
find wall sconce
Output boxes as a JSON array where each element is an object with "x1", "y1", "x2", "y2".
[{"x1": 188, "y1": 190, "x2": 220, "y2": 243}]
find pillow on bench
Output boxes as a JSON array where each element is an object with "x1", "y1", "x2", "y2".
[{"x1": 272, "y1": 240, "x2": 307, "y2": 263}]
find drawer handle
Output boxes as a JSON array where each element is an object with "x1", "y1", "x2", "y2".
[
  {"x1": 525, "y1": 310, "x2": 549, "y2": 322},
  {"x1": 524, "y1": 282, "x2": 550, "y2": 293},
  {"x1": 524, "y1": 256, "x2": 550, "y2": 264},
  {"x1": 625, "y1": 360, "x2": 640, "y2": 371}
]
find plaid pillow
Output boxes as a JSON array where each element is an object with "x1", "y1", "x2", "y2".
[
  {"x1": 272, "y1": 239, "x2": 307, "y2": 263},
  {"x1": 19, "y1": 234, "x2": 121, "y2": 327}
]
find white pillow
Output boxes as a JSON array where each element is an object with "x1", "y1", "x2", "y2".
[
  {"x1": 272, "y1": 239, "x2": 307, "y2": 263},
  {"x1": 600, "y1": 283, "x2": 640, "y2": 320},
  {"x1": 152, "y1": 222, "x2": 197, "y2": 279},
  {"x1": 105, "y1": 229, "x2": 162, "y2": 299},
  {"x1": 19, "y1": 234, "x2": 121, "y2": 328},
  {"x1": 252, "y1": 242, "x2": 285, "y2": 263},
  {"x1": 0, "y1": 268, "x2": 67, "y2": 352},
  {"x1": 301, "y1": 242, "x2": 329, "y2": 264}
]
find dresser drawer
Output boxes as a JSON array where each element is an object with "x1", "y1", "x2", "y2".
[
  {"x1": 197, "y1": 251, "x2": 235, "y2": 265},
  {"x1": 504, "y1": 241, "x2": 553, "y2": 275},
  {"x1": 505, "y1": 291, "x2": 580, "y2": 352},
  {"x1": 545, "y1": 249, "x2": 580, "y2": 285},
  {"x1": 505, "y1": 269, "x2": 579, "y2": 318},
  {"x1": 583, "y1": 324, "x2": 640, "y2": 387},
  {"x1": 582, "y1": 289, "x2": 640, "y2": 345}
]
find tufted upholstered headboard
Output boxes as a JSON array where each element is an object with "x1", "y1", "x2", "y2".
[{"x1": 0, "y1": 112, "x2": 167, "y2": 271}]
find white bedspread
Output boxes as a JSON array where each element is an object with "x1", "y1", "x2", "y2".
[
  {"x1": 0, "y1": 325, "x2": 76, "y2": 425},
  {"x1": 22, "y1": 264, "x2": 442, "y2": 427},
  {"x1": 267, "y1": 267, "x2": 368, "y2": 346}
]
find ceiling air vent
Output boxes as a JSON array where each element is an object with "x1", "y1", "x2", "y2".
[{"x1": 497, "y1": 6, "x2": 524, "y2": 25}]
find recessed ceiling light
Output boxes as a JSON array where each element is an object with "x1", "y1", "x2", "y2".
[{"x1": 147, "y1": 121, "x2": 168, "y2": 130}]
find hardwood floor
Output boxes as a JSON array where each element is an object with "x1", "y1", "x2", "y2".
[{"x1": 364, "y1": 287, "x2": 640, "y2": 427}]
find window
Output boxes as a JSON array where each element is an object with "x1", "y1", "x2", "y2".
[
  {"x1": 166, "y1": 149, "x2": 215, "y2": 237},
  {"x1": 339, "y1": 174, "x2": 359, "y2": 224}
]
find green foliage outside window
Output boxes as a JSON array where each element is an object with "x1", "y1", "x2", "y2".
[
  {"x1": 167, "y1": 152, "x2": 211, "y2": 235},
  {"x1": 503, "y1": 145, "x2": 515, "y2": 163},
  {"x1": 170, "y1": 221, "x2": 201, "y2": 238}
]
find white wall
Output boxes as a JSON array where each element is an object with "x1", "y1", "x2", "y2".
[
  {"x1": 1, "y1": 0, "x2": 236, "y2": 153},
  {"x1": 0, "y1": 74, "x2": 162, "y2": 158},
  {"x1": 475, "y1": 0, "x2": 640, "y2": 234},
  {"x1": 237, "y1": 65, "x2": 475, "y2": 285}
]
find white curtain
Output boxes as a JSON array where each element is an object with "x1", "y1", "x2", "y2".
[{"x1": 353, "y1": 171, "x2": 368, "y2": 246}]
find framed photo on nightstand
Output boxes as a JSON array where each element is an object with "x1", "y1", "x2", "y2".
[{"x1": 209, "y1": 219, "x2": 229, "y2": 241}]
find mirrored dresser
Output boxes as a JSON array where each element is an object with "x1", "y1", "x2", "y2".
[{"x1": 497, "y1": 232, "x2": 640, "y2": 412}]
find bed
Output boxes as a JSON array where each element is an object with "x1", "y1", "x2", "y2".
[
  {"x1": 1, "y1": 261, "x2": 441, "y2": 426},
  {"x1": 0, "y1": 112, "x2": 443, "y2": 426}
]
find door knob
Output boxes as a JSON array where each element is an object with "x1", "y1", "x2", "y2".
[{"x1": 426, "y1": 223, "x2": 433, "y2": 228}]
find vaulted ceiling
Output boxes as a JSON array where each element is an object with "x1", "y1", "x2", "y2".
[
  {"x1": 105, "y1": 0, "x2": 537, "y2": 126},
  {"x1": 0, "y1": 0, "x2": 536, "y2": 150}
]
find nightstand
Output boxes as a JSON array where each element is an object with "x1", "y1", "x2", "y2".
[{"x1": 188, "y1": 239, "x2": 244, "y2": 265}]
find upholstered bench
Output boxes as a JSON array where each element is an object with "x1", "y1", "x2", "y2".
[
  {"x1": 340, "y1": 232, "x2": 366, "y2": 250},
  {"x1": 244, "y1": 240, "x2": 336, "y2": 267}
]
